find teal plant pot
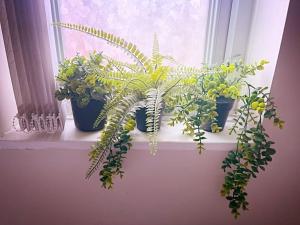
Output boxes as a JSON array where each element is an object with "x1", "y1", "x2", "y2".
[
  {"x1": 203, "y1": 96, "x2": 235, "y2": 132},
  {"x1": 135, "y1": 107, "x2": 162, "y2": 132},
  {"x1": 71, "y1": 98, "x2": 106, "y2": 132}
]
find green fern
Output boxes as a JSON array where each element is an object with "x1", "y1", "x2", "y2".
[
  {"x1": 87, "y1": 93, "x2": 140, "y2": 177},
  {"x1": 145, "y1": 88, "x2": 164, "y2": 155},
  {"x1": 104, "y1": 56, "x2": 143, "y2": 74},
  {"x1": 56, "y1": 24, "x2": 190, "y2": 182},
  {"x1": 170, "y1": 65, "x2": 203, "y2": 78},
  {"x1": 93, "y1": 78, "x2": 148, "y2": 128},
  {"x1": 54, "y1": 23, "x2": 152, "y2": 72},
  {"x1": 151, "y1": 33, "x2": 163, "y2": 68}
]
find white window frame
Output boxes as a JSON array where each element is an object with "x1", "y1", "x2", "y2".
[{"x1": 205, "y1": 0, "x2": 255, "y2": 65}]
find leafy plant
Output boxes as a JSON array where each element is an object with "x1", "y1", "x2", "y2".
[
  {"x1": 98, "y1": 119, "x2": 135, "y2": 188},
  {"x1": 221, "y1": 83, "x2": 284, "y2": 218},
  {"x1": 55, "y1": 24, "x2": 284, "y2": 218},
  {"x1": 55, "y1": 52, "x2": 109, "y2": 107},
  {"x1": 169, "y1": 60, "x2": 270, "y2": 152},
  {"x1": 55, "y1": 23, "x2": 189, "y2": 187},
  {"x1": 170, "y1": 60, "x2": 284, "y2": 217},
  {"x1": 201, "y1": 60, "x2": 269, "y2": 99}
]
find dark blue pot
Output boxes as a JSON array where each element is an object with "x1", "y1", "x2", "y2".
[
  {"x1": 71, "y1": 98, "x2": 106, "y2": 132},
  {"x1": 203, "y1": 96, "x2": 235, "y2": 132},
  {"x1": 136, "y1": 107, "x2": 162, "y2": 132}
]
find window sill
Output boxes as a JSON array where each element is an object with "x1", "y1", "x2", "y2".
[{"x1": 0, "y1": 119, "x2": 237, "y2": 151}]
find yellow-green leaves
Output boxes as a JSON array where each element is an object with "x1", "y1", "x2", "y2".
[
  {"x1": 55, "y1": 52, "x2": 108, "y2": 107},
  {"x1": 251, "y1": 97, "x2": 266, "y2": 113},
  {"x1": 273, "y1": 118, "x2": 285, "y2": 129},
  {"x1": 251, "y1": 101, "x2": 259, "y2": 110},
  {"x1": 123, "y1": 118, "x2": 136, "y2": 131},
  {"x1": 220, "y1": 63, "x2": 235, "y2": 73},
  {"x1": 150, "y1": 66, "x2": 169, "y2": 85},
  {"x1": 85, "y1": 75, "x2": 97, "y2": 86},
  {"x1": 200, "y1": 60, "x2": 269, "y2": 100},
  {"x1": 211, "y1": 123, "x2": 221, "y2": 133},
  {"x1": 206, "y1": 83, "x2": 240, "y2": 100},
  {"x1": 257, "y1": 59, "x2": 269, "y2": 70}
]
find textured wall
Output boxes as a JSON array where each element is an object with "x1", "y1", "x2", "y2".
[{"x1": 1, "y1": 0, "x2": 300, "y2": 225}]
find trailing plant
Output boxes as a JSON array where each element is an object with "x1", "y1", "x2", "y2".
[
  {"x1": 170, "y1": 60, "x2": 284, "y2": 217},
  {"x1": 55, "y1": 23, "x2": 192, "y2": 187},
  {"x1": 98, "y1": 119, "x2": 136, "y2": 188},
  {"x1": 169, "y1": 60, "x2": 270, "y2": 153},
  {"x1": 55, "y1": 52, "x2": 109, "y2": 107},
  {"x1": 221, "y1": 83, "x2": 284, "y2": 218}
]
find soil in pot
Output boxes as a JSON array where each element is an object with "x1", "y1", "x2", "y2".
[
  {"x1": 71, "y1": 98, "x2": 106, "y2": 132},
  {"x1": 136, "y1": 107, "x2": 163, "y2": 132},
  {"x1": 203, "y1": 96, "x2": 235, "y2": 132}
]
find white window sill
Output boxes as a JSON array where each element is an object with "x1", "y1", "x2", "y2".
[{"x1": 0, "y1": 119, "x2": 237, "y2": 151}]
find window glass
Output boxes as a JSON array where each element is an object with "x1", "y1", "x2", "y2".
[{"x1": 58, "y1": 0, "x2": 210, "y2": 66}]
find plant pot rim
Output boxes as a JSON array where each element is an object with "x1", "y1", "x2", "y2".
[{"x1": 216, "y1": 96, "x2": 235, "y2": 103}]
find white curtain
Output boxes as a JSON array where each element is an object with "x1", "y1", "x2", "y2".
[{"x1": 0, "y1": 0, "x2": 65, "y2": 132}]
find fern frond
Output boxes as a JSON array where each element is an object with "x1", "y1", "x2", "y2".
[
  {"x1": 151, "y1": 33, "x2": 163, "y2": 68},
  {"x1": 97, "y1": 71, "x2": 133, "y2": 87},
  {"x1": 54, "y1": 23, "x2": 151, "y2": 72},
  {"x1": 87, "y1": 93, "x2": 141, "y2": 178},
  {"x1": 145, "y1": 88, "x2": 164, "y2": 155},
  {"x1": 161, "y1": 78, "x2": 182, "y2": 96},
  {"x1": 104, "y1": 56, "x2": 143, "y2": 73},
  {"x1": 170, "y1": 65, "x2": 203, "y2": 78},
  {"x1": 94, "y1": 94, "x2": 123, "y2": 128},
  {"x1": 93, "y1": 77, "x2": 148, "y2": 127},
  {"x1": 162, "y1": 55, "x2": 177, "y2": 64}
]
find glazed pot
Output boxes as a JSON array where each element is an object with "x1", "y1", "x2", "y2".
[
  {"x1": 203, "y1": 96, "x2": 235, "y2": 132},
  {"x1": 70, "y1": 98, "x2": 106, "y2": 132},
  {"x1": 135, "y1": 107, "x2": 162, "y2": 132}
]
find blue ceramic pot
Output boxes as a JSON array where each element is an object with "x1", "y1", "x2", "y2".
[
  {"x1": 71, "y1": 98, "x2": 106, "y2": 132},
  {"x1": 136, "y1": 107, "x2": 162, "y2": 132},
  {"x1": 203, "y1": 96, "x2": 235, "y2": 132}
]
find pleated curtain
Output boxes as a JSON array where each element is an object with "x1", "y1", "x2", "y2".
[{"x1": 0, "y1": 0, "x2": 65, "y2": 132}]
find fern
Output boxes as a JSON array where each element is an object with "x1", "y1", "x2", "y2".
[
  {"x1": 87, "y1": 93, "x2": 140, "y2": 177},
  {"x1": 145, "y1": 88, "x2": 164, "y2": 155},
  {"x1": 170, "y1": 65, "x2": 203, "y2": 78},
  {"x1": 151, "y1": 33, "x2": 163, "y2": 68},
  {"x1": 104, "y1": 56, "x2": 143, "y2": 73},
  {"x1": 93, "y1": 78, "x2": 147, "y2": 128},
  {"x1": 54, "y1": 23, "x2": 152, "y2": 72}
]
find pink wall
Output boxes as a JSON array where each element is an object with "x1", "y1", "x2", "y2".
[{"x1": 1, "y1": 1, "x2": 300, "y2": 225}]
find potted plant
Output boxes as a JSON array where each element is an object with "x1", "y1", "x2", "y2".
[
  {"x1": 55, "y1": 23, "x2": 285, "y2": 219},
  {"x1": 55, "y1": 23, "x2": 189, "y2": 188},
  {"x1": 200, "y1": 60, "x2": 272, "y2": 131},
  {"x1": 169, "y1": 60, "x2": 284, "y2": 217},
  {"x1": 55, "y1": 52, "x2": 109, "y2": 131}
]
